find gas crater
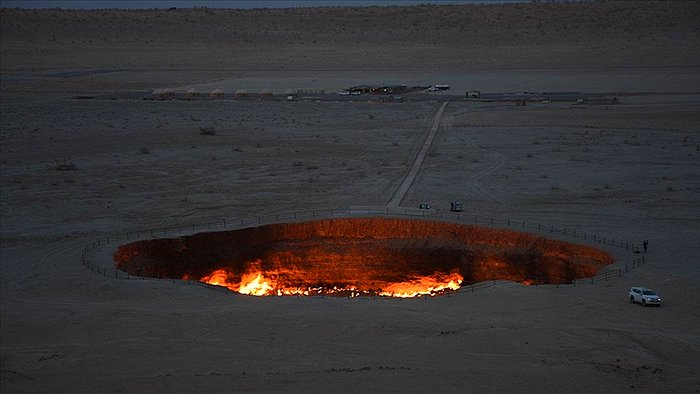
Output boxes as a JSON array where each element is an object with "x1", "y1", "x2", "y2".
[{"x1": 113, "y1": 217, "x2": 614, "y2": 297}]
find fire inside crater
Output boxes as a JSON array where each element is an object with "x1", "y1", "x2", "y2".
[{"x1": 113, "y1": 217, "x2": 614, "y2": 297}]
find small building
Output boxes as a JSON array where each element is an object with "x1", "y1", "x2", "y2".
[
  {"x1": 210, "y1": 88, "x2": 224, "y2": 98},
  {"x1": 348, "y1": 85, "x2": 377, "y2": 94},
  {"x1": 466, "y1": 90, "x2": 481, "y2": 98},
  {"x1": 380, "y1": 85, "x2": 407, "y2": 94},
  {"x1": 185, "y1": 88, "x2": 200, "y2": 99},
  {"x1": 152, "y1": 88, "x2": 175, "y2": 99},
  {"x1": 428, "y1": 84, "x2": 450, "y2": 91}
]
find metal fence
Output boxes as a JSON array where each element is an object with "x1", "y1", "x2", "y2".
[{"x1": 80, "y1": 207, "x2": 646, "y2": 297}]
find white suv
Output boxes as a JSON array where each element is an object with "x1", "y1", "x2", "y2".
[{"x1": 629, "y1": 287, "x2": 661, "y2": 307}]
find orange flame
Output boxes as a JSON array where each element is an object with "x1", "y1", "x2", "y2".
[
  {"x1": 378, "y1": 272, "x2": 463, "y2": 298},
  {"x1": 198, "y1": 267, "x2": 463, "y2": 298}
]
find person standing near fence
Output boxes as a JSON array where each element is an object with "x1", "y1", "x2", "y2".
[{"x1": 643, "y1": 240, "x2": 648, "y2": 253}]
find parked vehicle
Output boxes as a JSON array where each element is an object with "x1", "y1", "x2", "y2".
[
  {"x1": 629, "y1": 287, "x2": 661, "y2": 307},
  {"x1": 419, "y1": 203, "x2": 431, "y2": 210},
  {"x1": 450, "y1": 201, "x2": 463, "y2": 212}
]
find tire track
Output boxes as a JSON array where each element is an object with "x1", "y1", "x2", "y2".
[{"x1": 387, "y1": 102, "x2": 448, "y2": 207}]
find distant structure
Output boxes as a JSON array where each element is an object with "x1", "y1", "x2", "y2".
[
  {"x1": 259, "y1": 89, "x2": 273, "y2": 97},
  {"x1": 297, "y1": 89, "x2": 326, "y2": 95},
  {"x1": 428, "y1": 84, "x2": 450, "y2": 91},
  {"x1": 347, "y1": 85, "x2": 407, "y2": 95},
  {"x1": 210, "y1": 89, "x2": 224, "y2": 98},
  {"x1": 466, "y1": 90, "x2": 481, "y2": 98},
  {"x1": 185, "y1": 88, "x2": 200, "y2": 99},
  {"x1": 235, "y1": 89, "x2": 247, "y2": 97},
  {"x1": 284, "y1": 89, "x2": 298, "y2": 101},
  {"x1": 152, "y1": 88, "x2": 175, "y2": 99}
]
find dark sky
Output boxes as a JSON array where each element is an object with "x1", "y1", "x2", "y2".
[{"x1": 0, "y1": 0, "x2": 532, "y2": 9}]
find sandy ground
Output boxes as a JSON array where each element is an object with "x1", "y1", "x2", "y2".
[{"x1": 2, "y1": 1, "x2": 700, "y2": 393}]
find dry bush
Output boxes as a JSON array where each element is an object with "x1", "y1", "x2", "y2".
[
  {"x1": 199, "y1": 126, "x2": 216, "y2": 136},
  {"x1": 53, "y1": 159, "x2": 77, "y2": 171}
]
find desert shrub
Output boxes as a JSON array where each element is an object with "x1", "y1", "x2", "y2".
[
  {"x1": 199, "y1": 126, "x2": 216, "y2": 136},
  {"x1": 53, "y1": 159, "x2": 77, "y2": 171}
]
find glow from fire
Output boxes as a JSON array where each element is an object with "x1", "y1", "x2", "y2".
[
  {"x1": 114, "y1": 218, "x2": 615, "y2": 296},
  {"x1": 378, "y1": 272, "x2": 463, "y2": 298},
  {"x1": 198, "y1": 267, "x2": 464, "y2": 298}
]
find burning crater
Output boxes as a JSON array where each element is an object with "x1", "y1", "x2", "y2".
[{"x1": 114, "y1": 218, "x2": 613, "y2": 297}]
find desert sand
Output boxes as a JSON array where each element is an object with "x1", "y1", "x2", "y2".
[{"x1": 1, "y1": 1, "x2": 699, "y2": 392}]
